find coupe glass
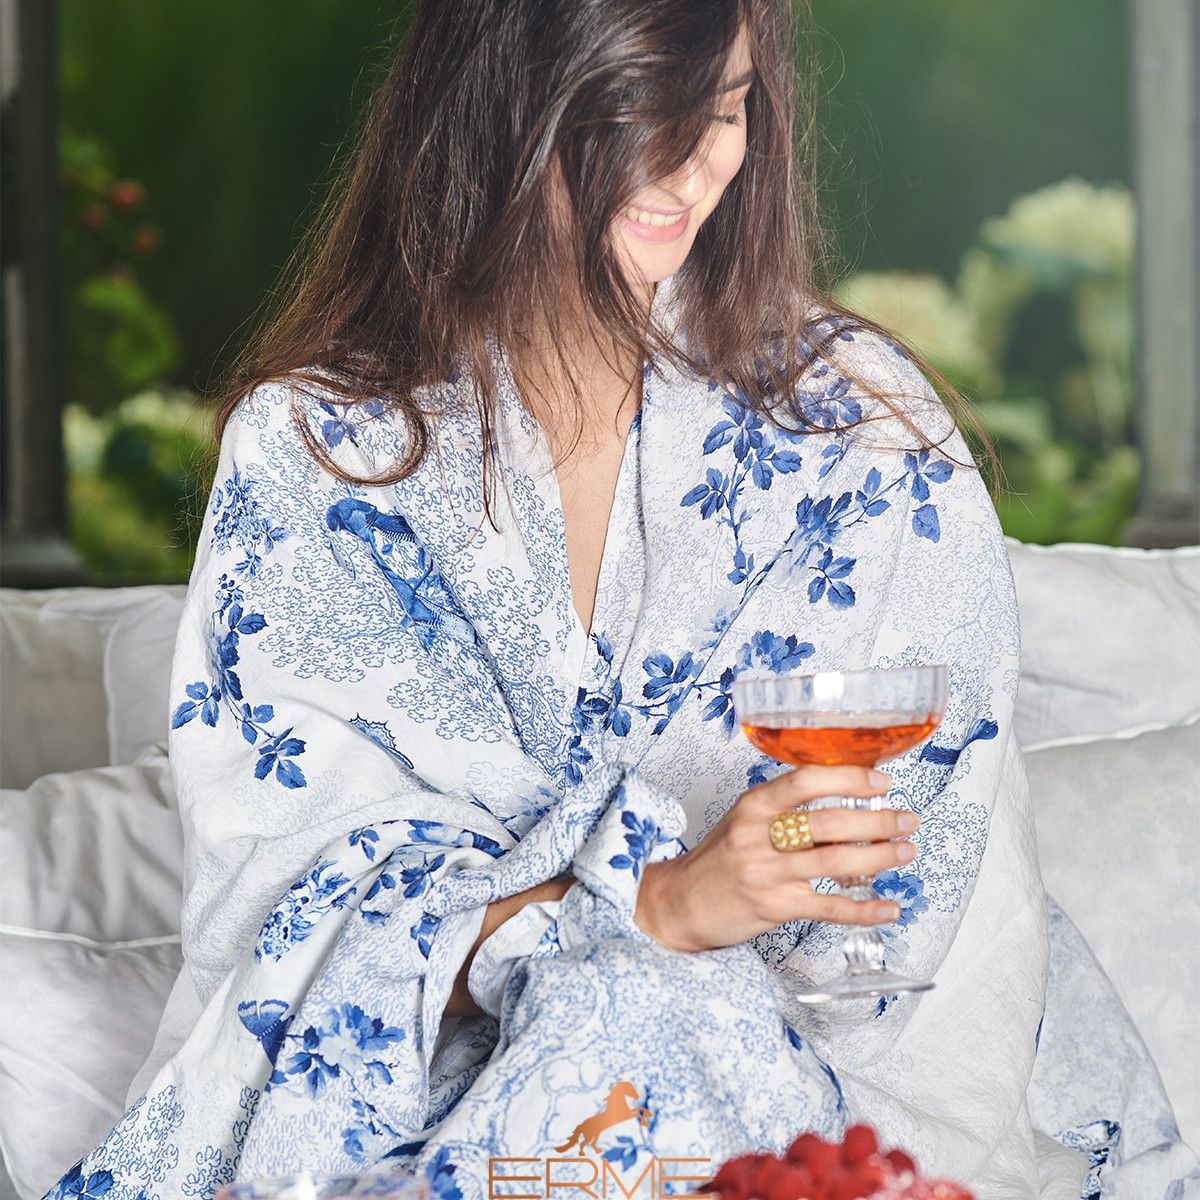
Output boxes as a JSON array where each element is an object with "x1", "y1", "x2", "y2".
[
  {"x1": 216, "y1": 1174, "x2": 429, "y2": 1200},
  {"x1": 731, "y1": 664, "x2": 947, "y2": 1002}
]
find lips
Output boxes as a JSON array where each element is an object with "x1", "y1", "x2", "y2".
[{"x1": 619, "y1": 204, "x2": 693, "y2": 244}]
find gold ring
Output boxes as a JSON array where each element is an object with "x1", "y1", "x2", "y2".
[{"x1": 768, "y1": 808, "x2": 814, "y2": 852}]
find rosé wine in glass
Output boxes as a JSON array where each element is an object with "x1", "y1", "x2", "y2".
[
  {"x1": 741, "y1": 710, "x2": 941, "y2": 768},
  {"x1": 731, "y1": 665, "x2": 947, "y2": 1002}
]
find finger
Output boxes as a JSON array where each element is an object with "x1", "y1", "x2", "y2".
[
  {"x1": 750, "y1": 764, "x2": 891, "y2": 813},
  {"x1": 791, "y1": 837, "x2": 917, "y2": 882},
  {"x1": 802, "y1": 805, "x2": 920, "y2": 844},
  {"x1": 798, "y1": 890, "x2": 901, "y2": 926}
]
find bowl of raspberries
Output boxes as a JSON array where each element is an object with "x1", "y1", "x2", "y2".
[{"x1": 698, "y1": 1124, "x2": 974, "y2": 1200}]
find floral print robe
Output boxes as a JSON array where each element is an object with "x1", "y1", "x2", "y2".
[{"x1": 44, "y1": 275, "x2": 1198, "y2": 1200}]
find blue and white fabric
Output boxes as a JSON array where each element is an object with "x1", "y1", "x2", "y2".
[{"x1": 44, "y1": 275, "x2": 1199, "y2": 1200}]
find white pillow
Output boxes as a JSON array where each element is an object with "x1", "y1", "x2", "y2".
[
  {"x1": 41, "y1": 586, "x2": 188, "y2": 767},
  {"x1": 0, "y1": 588, "x2": 109, "y2": 789},
  {"x1": 1006, "y1": 539, "x2": 1200, "y2": 747},
  {"x1": 0, "y1": 928, "x2": 181, "y2": 1200},
  {"x1": 1025, "y1": 716, "x2": 1200, "y2": 1148},
  {"x1": 0, "y1": 748, "x2": 183, "y2": 942}
]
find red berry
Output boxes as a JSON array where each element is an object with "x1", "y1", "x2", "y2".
[
  {"x1": 851, "y1": 1160, "x2": 886, "y2": 1192},
  {"x1": 842, "y1": 1125, "x2": 879, "y2": 1165},
  {"x1": 79, "y1": 202, "x2": 108, "y2": 233},
  {"x1": 786, "y1": 1132, "x2": 826, "y2": 1165},
  {"x1": 764, "y1": 1164, "x2": 815, "y2": 1200},
  {"x1": 710, "y1": 1155, "x2": 760, "y2": 1198},
  {"x1": 804, "y1": 1140, "x2": 842, "y2": 1182},
  {"x1": 884, "y1": 1148, "x2": 916, "y2": 1176},
  {"x1": 826, "y1": 1166, "x2": 866, "y2": 1200},
  {"x1": 131, "y1": 223, "x2": 163, "y2": 256},
  {"x1": 752, "y1": 1157, "x2": 791, "y2": 1195},
  {"x1": 108, "y1": 178, "x2": 146, "y2": 212}
]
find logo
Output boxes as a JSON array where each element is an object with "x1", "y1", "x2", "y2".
[
  {"x1": 554, "y1": 1080, "x2": 652, "y2": 1155},
  {"x1": 487, "y1": 1081, "x2": 714, "y2": 1198}
]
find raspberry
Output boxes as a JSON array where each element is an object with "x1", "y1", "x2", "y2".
[
  {"x1": 842, "y1": 1125, "x2": 879, "y2": 1165},
  {"x1": 752, "y1": 1156, "x2": 791, "y2": 1196},
  {"x1": 826, "y1": 1166, "x2": 866, "y2": 1200},
  {"x1": 709, "y1": 1154, "x2": 762, "y2": 1198},
  {"x1": 763, "y1": 1164, "x2": 815, "y2": 1200},
  {"x1": 850, "y1": 1160, "x2": 886, "y2": 1192},
  {"x1": 804, "y1": 1140, "x2": 842, "y2": 1182},
  {"x1": 709, "y1": 1128, "x2": 972, "y2": 1200},
  {"x1": 884, "y1": 1148, "x2": 916, "y2": 1176},
  {"x1": 786, "y1": 1132, "x2": 826, "y2": 1165}
]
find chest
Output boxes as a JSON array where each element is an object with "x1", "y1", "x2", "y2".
[
  {"x1": 552, "y1": 424, "x2": 631, "y2": 638},
  {"x1": 510, "y1": 348, "x2": 645, "y2": 639}
]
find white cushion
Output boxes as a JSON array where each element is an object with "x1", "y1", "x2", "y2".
[
  {"x1": 0, "y1": 748, "x2": 183, "y2": 943},
  {"x1": 1025, "y1": 716, "x2": 1200, "y2": 1147},
  {"x1": 42, "y1": 586, "x2": 188, "y2": 767},
  {"x1": 1006, "y1": 539, "x2": 1200, "y2": 747},
  {"x1": 0, "y1": 588, "x2": 109, "y2": 790},
  {"x1": 0, "y1": 928, "x2": 181, "y2": 1200},
  {"x1": 0, "y1": 750, "x2": 186, "y2": 1197}
]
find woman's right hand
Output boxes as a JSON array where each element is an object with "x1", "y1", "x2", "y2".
[{"x1": 633, "y1": 765, "x2": 920, "y2": 953}]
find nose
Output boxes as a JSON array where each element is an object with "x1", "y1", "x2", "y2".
[{"x1": 663, "y1": 151, "x2": 709, "y2": 208}]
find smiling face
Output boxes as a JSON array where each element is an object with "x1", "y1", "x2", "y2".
[{"x1": 612, "y1": 22, "x2": 755, "y2": 296}]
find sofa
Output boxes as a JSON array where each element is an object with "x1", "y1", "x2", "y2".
[{"x1": 1, "y1": 537, "x2": 1197, "y2": 1199}]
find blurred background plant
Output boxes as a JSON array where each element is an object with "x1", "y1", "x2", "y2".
[
  {"x1": 835, "y1": 179, "x2": 1138, "y2": 544},
  {"x1": 64, "y1": 390, "x2": 213, "y2": 581},
  {"x1": 59, "y1": 124, "x2": 210, "y2": 580},
  {"x1": 54, "y1": 0, "x2": 1138, "y2": 580},
  {"x1": 60, "y1": 127, "x2": 178, "y2": 414}
]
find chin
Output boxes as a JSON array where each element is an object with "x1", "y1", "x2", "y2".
[{"x1": 624, "y1": 242, "x2": 695, "y2": 288}]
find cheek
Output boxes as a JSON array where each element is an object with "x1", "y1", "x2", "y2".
[
  {"x1": 717, "y1": 126, "x2": 748, "y2": 181},
  {"x1": 705, "y1": 129, "x2": 748, "y2": 204}
]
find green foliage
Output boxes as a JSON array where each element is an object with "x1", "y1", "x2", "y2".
[
  {"x1": 834, "y1": 178, "x2": 1139, "y2": 545},
  {"x1": 60, "y1": 127, "x2": 179, "y2": 413},
  {"x1": 58, "y1": 0, "x2": 401, "y2": 391},
  {"x1": 59, "y1": 124, "x2": 201, "y2": 577},
  {"x1": 70, "y1": 274, "x2": 179, "y2": 412},
  {"x1": 811, "y1": 0, "x2": 1130, "y2": 281},
  {"x1": 65, "y1": 391, "x2": 213, "y2": 581},
  {"x1": 69, "y1": 178, "x2": 1140, "y2": 578},
  {"x1": 56, "y1": 3, "x2": 1137, "y2": 571}
]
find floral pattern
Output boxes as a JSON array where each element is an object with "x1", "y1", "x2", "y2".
[{"x1": 44, "y1": 276, "x2": 1195, "y2": 1200}]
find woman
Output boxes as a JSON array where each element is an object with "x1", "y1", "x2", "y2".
[{"x1": 46, "y1": 2, "x2": 1194, "y2": 1198}]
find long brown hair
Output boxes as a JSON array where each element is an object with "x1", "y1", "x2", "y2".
[{"x1": 209, "y1": 0, "x2": 997, "y2": 527}]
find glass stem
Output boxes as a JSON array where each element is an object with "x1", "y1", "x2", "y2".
[{"x1": 839, "y1": 875, "x2": 885, "y2": 975}]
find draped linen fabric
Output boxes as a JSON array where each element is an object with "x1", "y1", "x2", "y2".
[{"x1": 44, "y1": 276, "x2": 1197, "y2": 1200}]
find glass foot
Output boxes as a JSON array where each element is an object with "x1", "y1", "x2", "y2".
[{"x1": 792, "y1": 969, "x2": 935, "y2": 1003}]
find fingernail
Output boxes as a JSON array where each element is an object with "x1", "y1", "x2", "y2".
[
  {"x1": 897, "y1": 811, "x2": 920, "y2": 832},
  {"x1": 897, "y1": 841, "x2": 916, "y2": 862},
  {"x1": 877, "y1": 904, "x2": 901, "y2": 921},
  {"x1": 869, "y1": 769, "x2": 890, "y2": 787}
]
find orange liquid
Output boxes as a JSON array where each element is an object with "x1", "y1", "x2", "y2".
[{"x1": 741, "y1": 710, "x2": 941, "y2": 767}]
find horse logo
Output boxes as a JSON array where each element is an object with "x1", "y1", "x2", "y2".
[{"x1": 553, "y1": 1081, "x2": 653, "y2": 1155}]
